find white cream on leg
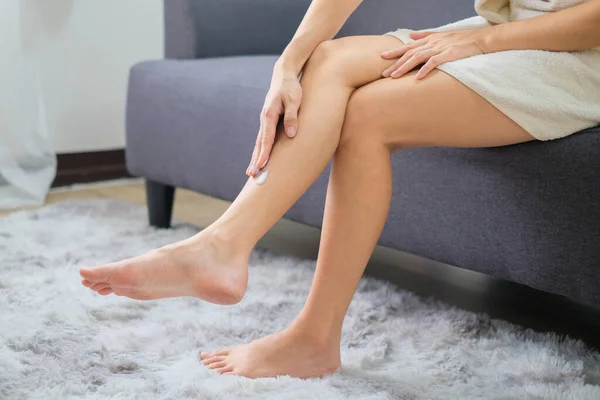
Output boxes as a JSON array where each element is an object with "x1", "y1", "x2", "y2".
[{"x1": 255, "y1": 170, "x2": 268, "y2": 185}]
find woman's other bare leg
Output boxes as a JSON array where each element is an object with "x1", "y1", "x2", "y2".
[{"x1": 202, "y1": 68, "x2": 534, "y2": 378}]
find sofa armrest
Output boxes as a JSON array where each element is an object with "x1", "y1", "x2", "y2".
[
  {"x1": 164, "y1": 0, "x2": 476, "y2": 59},
  {"x1": 164, "y1": 0, "x2": 311, "y2": 59},
  {"x1": 164, "y1": 0, "x2": 198, "y2": 59}
]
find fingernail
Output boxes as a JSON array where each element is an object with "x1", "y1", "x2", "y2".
[
  {"x1": 381, "y1": 51, "x2": 391, "y2": 57},
  {"x1": 382, "y1": 69, "x2": 390, "y2": 77},
  {"x1": 249, "y1": 166, "x2": 258, "y2": 175},
  {"x1": 391, "y1": 71, "x2": 400, "y2": 78},
  {"x1": 286, "y1": 126, "x2": 296, "y2": 137}
]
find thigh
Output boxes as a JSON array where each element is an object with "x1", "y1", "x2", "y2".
[
  {"x1": 303, "y1": 35, "x2": 406, "y2": 88},
  {"x1": 346, "y1": 68, "x2": 536, "y2": 149}
]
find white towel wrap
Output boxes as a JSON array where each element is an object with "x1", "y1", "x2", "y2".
[{"x1": 385, "y1": 0, "x2": 600, "y2": 140}]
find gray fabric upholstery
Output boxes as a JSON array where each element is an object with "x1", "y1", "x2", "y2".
[
  {"x1": 126, "y1": 57, "x2": 600, "y2": 306},
  {"x1": 127, "y1": 57, "x2": 276, "y2": 198},
  {"x1": 163, "y1": 0, "x2": 476, "y2": 58}
]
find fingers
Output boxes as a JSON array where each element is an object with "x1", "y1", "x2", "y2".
[
  {"x1": 255, "y1": 108, "x2": 279, "y2": 172},
  {"x1": 390, "y1": 49, "x2": 437, "y2": 78},
  {"x1": 381, "y1": 40, "x2": 430, "y2": 77},
  {"x1": 409, "y1": 31, "x2": 435, "y2": 40},
  {"x1": 247, "y1": 87, "x2": 301, "y2": 176},
  {"x1": 246, "y1": 134, "x2": 261, "y2": 176},
  {"x1": 247, "y1": 114, "x2": 267, "y2": 176},
  {"x1": 383, "y1": 44, "x2": 434, "y2": 78},
  {"x1": 416, "y1": 53, "x2": 448, "y2": 79},
  {"x1": 380, "y1": 39, "x2": 426, "y2": 60},
  {"x1": 247, "y1": 105, "x2": 279, "y2": 177},
  {"x1": 283, "y1": 96, "x2": 299, "y2": 138},
  {"x1": 382, "y1": 31, "x2": 474, "y2": 80},
  {"x1": 383, "y1": 48, "x2": 416, "y2": 77}
]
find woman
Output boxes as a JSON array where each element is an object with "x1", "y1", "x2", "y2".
[{"x1": 80, "y1": 0, "x2": 600, "y2": 379}]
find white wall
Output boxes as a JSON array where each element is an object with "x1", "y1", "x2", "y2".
[{"x1": 24, "y1": 0, "x2": 164, "y2": 153}]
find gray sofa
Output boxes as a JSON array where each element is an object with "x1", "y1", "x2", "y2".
[{"x1": 126, "y1": 0, "x2": 600, "y2": 306}]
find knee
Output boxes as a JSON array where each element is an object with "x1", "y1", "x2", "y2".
[
  {"x1": 339, "y1": 89, "x2": 387, "y2": 150},
  {"x1": 340, "y1": 85, "x2": 418, "y2": 151},
  {"x1": 303, "y1": 39, "x2": 350, "y2": 79}
]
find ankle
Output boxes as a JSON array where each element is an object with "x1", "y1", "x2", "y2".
[
  {"x1": 287, "y1": 318, "x2": 342, "y2": 350},
  {"x1": 196, "y1": 225, "x2": 253, "y2": 258}
]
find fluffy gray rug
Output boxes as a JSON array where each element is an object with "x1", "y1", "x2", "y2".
[{"x1": 1, "y1": 199, "x2": 599, "y2": 400}]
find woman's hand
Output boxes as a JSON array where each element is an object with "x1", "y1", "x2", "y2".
[
  {"x1": 246, "y1": 66, "x2": 303, "y2": 177},
  {"x1": 381, "y1": 29, "x2": 489, "y2": 80}
]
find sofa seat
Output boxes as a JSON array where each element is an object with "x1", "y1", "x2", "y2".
[{"x1": 126, "y1": 55, "x2": 600, "y2": 306}]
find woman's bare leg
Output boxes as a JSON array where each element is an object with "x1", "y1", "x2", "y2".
[
  {"x1": 200, "y1": 60, "x2": 535, "y2": 377},
  {"x1": 79, "y1": 36, "x2": 402, "y2": 302}
]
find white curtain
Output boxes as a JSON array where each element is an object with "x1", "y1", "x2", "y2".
[{"x1": 0, "y1": 0, "x2": 55, "y2": 209}]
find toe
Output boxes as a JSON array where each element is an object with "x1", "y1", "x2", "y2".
[
  {"x1": 201, "y1": 349, "x2": 229, "y2": 360},
  {"x1": 80, "y1": 264, "x2": 116, "y2": 283},
  {"x1": 207, "y1": 361, "x2": 228, "y2": 370},
  {"x1": 98, "y1": 288, "x2": 113, "y2": 295},
  {"x1": 81, "y1": 279, "x2": 96, "y2": 288},
  {"x1": 203, "y1": 356, "x2": 224, "y2": 366},
  {"x1": 90, "y1": 282, "x2": 109, "y2": 292},
  {"x1": 216, "y1": 367, "x2": 234, "y2": 375}
]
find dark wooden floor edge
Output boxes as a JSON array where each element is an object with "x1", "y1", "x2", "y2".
[{"x1": 52, "y1": 149, "x2": 133, "y2": 188}]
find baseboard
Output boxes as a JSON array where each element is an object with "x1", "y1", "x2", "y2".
[{"x1": 52, "y1": 149, "x2": 133, "y2": 188}]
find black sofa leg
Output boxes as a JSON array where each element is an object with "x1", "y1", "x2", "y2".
[{"x1": 145, "y1": 180, "x2": 175, "y2": 229}]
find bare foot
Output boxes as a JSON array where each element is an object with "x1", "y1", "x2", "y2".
[
  {"x1": 79, "y1": 231, "x2": 249, "y2": 304},
  {"x1": 200, "y1": 328, "x2": 341, "y2": 378}
]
